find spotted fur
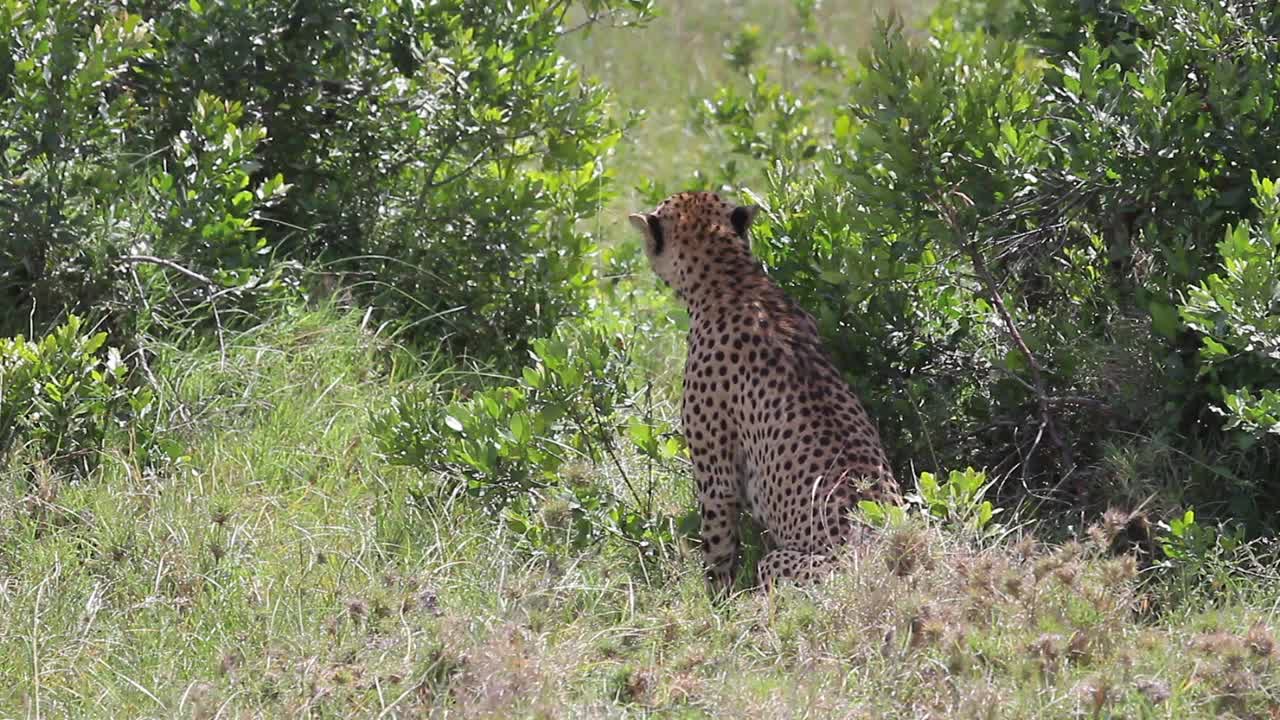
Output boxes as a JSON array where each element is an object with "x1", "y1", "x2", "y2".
[{"x1": 628, "y1": 191, "x2": 902, "y2": 592}]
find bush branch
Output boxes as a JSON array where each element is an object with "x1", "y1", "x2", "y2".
[
  {"x1": 930, "y1": 190, "x2": 1077, "y2": 483},
  {"x1": 116, "y1": 255, "x2": 216, "y2": 288}
]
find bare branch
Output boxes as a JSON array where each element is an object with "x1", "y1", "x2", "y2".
[
  {"x1": 116, "y1": 255, "x2": 217, "y2": 288},
  {"x1": 558, "y1": 11, "x2": 603, "y2": 36}
]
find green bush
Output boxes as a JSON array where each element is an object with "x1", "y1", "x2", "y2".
[
  {"x1": 0, "y1": 0, "x2": 659, "y2": 558},
  {"x1": 860, "y1": 467, "x2": 1002, "y2": 537},
  {"x1": 0, "y1": 3, "x2": 152, "y2": 327},
  {"x1": 0, "y1": 0, "x2": 651, "y2": 367},
  {"x1": 132, "y1": 0, "x2": 648, "y2": 362},
  {"x1": 0, "y1": 2, "x2": 297, "y2": 339},
  {"x1": 704, "y1": 0, "x2": 1280, "y2": 528},
  {"x1": 1181, "y1": 173, "x2": 1280, "y2": 441},
  {"x1": 373, "y1": 290, "x2": 684, "y2": 555},
  {"x1": 0, "y1": 316, "x2": 153, "y2": 476}
]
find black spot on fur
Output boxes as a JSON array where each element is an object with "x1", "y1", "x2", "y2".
[{"x1": 730, "y1": 205, "x2": 753, "y2": 238}]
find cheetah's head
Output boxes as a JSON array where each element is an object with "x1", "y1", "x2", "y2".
[{"x1": 627, "y1": 191, "x2": 759, "y2": 294}]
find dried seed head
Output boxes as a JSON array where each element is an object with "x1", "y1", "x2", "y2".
[
  {"x1": 1246, "y1": 624, "x2": 1277, "y2": 659},
  {"x1": 884, "y1": 526, "x2": 931, "y2": 577},
  {"x1": 1002, "y1": 571, "x2": 1030, "y2": 600},
  {"x1": 1012, "y1": 535, "x2": 1037, "y2": 559},
  {"x1": 1135, "y1": 677, "x2": 1171, "y2": 704},
  {"x1": 1033, "y1": 555, "x2": 1060, "y2": 582},
  {"x1": 1053, "y1": 562, "x2": 1080, "y2": 587},
  {"x1": 1030, "y1": 633, "x2": 1063, "y2": 673},
  {"x1": 1193, "y1": 631, "x2": 1243, "y2": 656},
  {"x1": 219, "y1": 651, "x2": 242, "y2": 677},
  {"x1": 347, "y1": 599, "x2": 369, "y2": 620},
  {"x1": 1067, "y1": 631, "x2": 1091, "y2": 663},
  {"x1": 1076, "y1": 677, "x2": 1111, "y2": 714},
  {"x1": 1101, "y1": 554, "x2": 1138, "y2": 586}
]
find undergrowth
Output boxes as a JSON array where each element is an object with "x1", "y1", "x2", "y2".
[{"x1": 4, "y1": 309, "x2": 1280, "y2": 718}]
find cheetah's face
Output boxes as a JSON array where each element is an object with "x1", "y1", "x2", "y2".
[{"x1": 627, "y1": 191, "x2": 759, "y2": 291}]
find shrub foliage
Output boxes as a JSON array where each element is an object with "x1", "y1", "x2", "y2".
[
  {"x1": 0, "y1": 0, "x2": 646, "y2": 362},
  {"x1": 705, "y1": 0, "x2": 1280, "y2": 528},
  {"x1": 4, "y1": 0, "x2": 1280, "y2": 546}
]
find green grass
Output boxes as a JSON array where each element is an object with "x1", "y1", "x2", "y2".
[
  {"x1": 4, "y1": 308, "x2": 1280, "y2": 717},
  {"x1": 560, "y1": 0, "x2": 927, "y2": 229}
]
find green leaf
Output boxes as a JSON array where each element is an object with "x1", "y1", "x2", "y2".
[
  {"x1": 159, "y1": 438, "x2": 189, "y2": 462},
  {"x1": 481, "y1": 393, "x2": 501, "y2": 419},
  {"x1": 627, "y1": 418, "x2": 658, "y2": 455},
  {"x1": 558, "y1": 364, "x2": 582, "y2": 388},
  {"x1": 917, "y1": 471, "x2": 938, "y2": 500},
  {"x1": 833, "y1": 114, "x2": 852, "y2": 140},
  {"x1": 858, "y1": 499, "x2": 886, "y2": 526},
  {"x1": 521, "y1": 366, "x2": 543, "y2": 389},
  {"x1": 1000, "y1": 123, "x2": 1018, "y2": 147},
  {"x1": 1149, "y1": 301, "x2": 1181, "y2": 339},
  {"x1": 83, "y1": 332, "x2": 107, "y2": 355},
  {"x1": 1201, "y1": 337, "x2": 1229, "y2": 359},
  {"x1": 509, "y1": 413, "x2": 531, "y2": 444},
  {"x1": 976, "y1": 502, "x2": 993, "y2": 529}
]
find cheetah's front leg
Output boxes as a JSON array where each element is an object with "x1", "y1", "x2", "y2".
[{"x1": 692, "y1": 453, "x2": 743, "y2": 594}]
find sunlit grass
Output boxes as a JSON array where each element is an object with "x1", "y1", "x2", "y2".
[
  {"x1": 561, "y1": 0, "x2": 928, "y2": 239},
  {"x1": 4, "y1": 308, "x2": 1280, "y2": 717}
]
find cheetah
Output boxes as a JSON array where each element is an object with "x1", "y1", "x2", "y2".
[{"x1": 628, "y1": 191, "x2": 902, "y2": 592}]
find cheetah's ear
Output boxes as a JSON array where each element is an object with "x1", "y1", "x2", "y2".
[
  {"x1": 627, "y1": 213, "x2": 651, "y2": 236},
  {"x1": 628, "y1": 212, "x2": 665, "y2": 254},
  {"x1": 730, "y1": 205, "x2": 760, "y2": 238}
]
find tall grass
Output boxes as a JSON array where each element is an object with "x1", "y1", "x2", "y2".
[
  {"x1": 4, "y1": 307, "x2": 1280, "y2": 716},
  {"x1": 561, "y1": 0, "x2": 927, "y2": 224}
]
